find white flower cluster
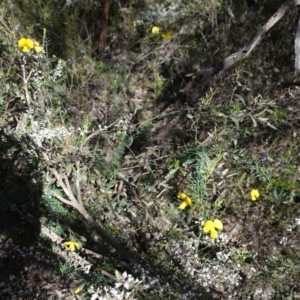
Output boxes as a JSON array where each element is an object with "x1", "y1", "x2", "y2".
[
  {"x1": 253, "y1": 287, "x2": 275, "y2": 300},
  {"x1": 137, "y1": 266, "x2": 161, "y2": 291},
  {"x1": 21, "y1": 54, "x2": 28, "y2": 65},
  {"x1": 49, "y1": 59, "x2": 65, "y2": 81},
  {"x1": 31, "y1": 69, "x2": 44, "y2": 94},
  {"x1": 91, "y1": 266, "x2": 171, "y2": 299},
  {"x1": 201, "y1": 231, "x2": 231, "y2": 247},
  {"x1": 295, "y1": 217, "x2": 300, "y2": 226},
  {"x1": 170, "y1": 238, "x2": 242, "y2": 294},
  {"x1": 91, "y1": 271, "x2": 140, "y2": 300},
  {"x1": 279, "y1": 236, "x2": 288, "y2": 245},
  {"x1": 139, "y1": 0, "x2": 182, "y2": 25},
  {"x1": 216, "y1": 249, "x2": 232, "y2": 262},
  {"x1": 113, "y1": 114, "x2": 132, "y2": 139},
  {"x1": 14, "y1": 104, "x2": 119, "y2": 149},
  {"x1": 15, "y1": 109, "x2": 95, "y2": 144},
  {"x1": 29, "y1": 125, "x2": 72, "y2": 143}
]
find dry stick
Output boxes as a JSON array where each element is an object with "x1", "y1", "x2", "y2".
[
  {"x1": 76, "y1": 161, "x2": 83, "y2": 206},
  {"x1": 79, "y1": 119, "x2": 118, "y2": 154},
  {"x1": 18, "y1": 65, "x2": 33, "y2": 107},
  {"x1": 295, "y1": 14, "x2": 300, "y2": 74},
  {"x1": 41, "y1": 224, "x2": 93, "y2": 272},
  {"x1": 42, "y1": 151, "x2": 134, "y2": 263},
  {"x1": 42, "y1": 223, "x2": 105, "y2": 260},
  {"x1": 201, "y1": 0, "x2": 300, "y2": 84},
  {"x1": 98, "y1": 0, "x2": 110, "y2": 52}
]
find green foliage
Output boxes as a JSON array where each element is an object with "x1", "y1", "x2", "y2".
[
  {"x1": 177, "y1": 145, "x2": 223, "y2": 220},
  {"x1": 1, "y1": 0, "x2": 300, "y2": 299}
]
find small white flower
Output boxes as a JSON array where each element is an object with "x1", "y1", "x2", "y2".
[
  {"x1": 123, "y1": 282, "x2": 130, "y2": 290},
  {"x1": 115, "y1": 282, "x2": 122, "y2": 288},
  {"x1": 123, "y1": 272, "x2": 130, "y2": 280},
  {"x1": 9, "y1": 275, "x2": 15, "y2": 281}
]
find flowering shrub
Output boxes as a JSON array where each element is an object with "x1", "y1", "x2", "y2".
[{"x1": 1, "y1": 1, "x2": 300, "y2": 299}]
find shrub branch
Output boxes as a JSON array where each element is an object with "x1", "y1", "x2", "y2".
[
  {"x1": 42, "y1": 151, "x2": 135, "y2": 263},
  {"x1": 200, "y1": 0, "x2": 300, "y2": 84}
]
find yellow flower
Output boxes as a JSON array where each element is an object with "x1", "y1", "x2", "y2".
[
  {"x1": 213, "y1": 219, "x2": 223, "y2": 230},
  {"x1": 210, "y1": 227, "x2": 218, "y2": 239},
  {"x1": 64, "y1": 241, "x2": 81, "y2": 252},
  {"x1": 161, "y1": 30, "x2": 173, "y2": 40},
  {"x1": 33, "y1": 40, "x2": 43, "y2": 53},
  {"x1": 18, "y1": 38, "x2": 34, "y2": 53},
  {"x1": 203, "y1": 219, "x2": 223, "y2": 239},
  {"x1": 34, "y1": 46, "x2": 43, "y2": 53},
  {"x1": 250, "y1": 189, "x2": 260, "y2": 201},
  {"x1": 151, "y1": 26, "x2": 160, "y2": 34},
  {"x1": 177, "y1": 192, "x2": 192, "y2": 209},
  {"x1": 74, "y1": 283, "x2": 85, "y2": 294},
  {"x1": 18, "y1": 38, "x2": 43, "y2": 53}
]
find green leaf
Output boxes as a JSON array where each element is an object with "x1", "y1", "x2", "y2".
[
  {"x1": 234, "y1": 94, "x2": 244, "y2": 101},
  {"x1": 249, "y1": 114, "x2": 257, "y2": 127},
  {"x1": 229, "y1": 116, "x2": 239, "y2": 128}
]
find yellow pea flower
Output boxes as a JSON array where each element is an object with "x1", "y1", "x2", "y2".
[
  {"x1": 33, "y1": 40, "x2": 43, "y2": 53},
  {"x1": 34, "y1": 46, "x2": 43, "y2": 53},
  {"x1": 213, "y1": 219, "x2": 223, "y2": 230},
  {"x1": 250, "y1": 189, "x2": 260, "y2": 201},
  {"x1": 177, "y1": 192, "x2": 192, "y2": 209},
  {"x1": 203, "y1": 219, "x2": 223, "y2": 239},
  {"x1": 18, "y1": 38, "x2": 34, "y2": 53},
  {"x1": 210, "y1": 227, "x2": 218, "y2": 239},
  {"x1": 64, "y1": 241, "x2": 81, "y2": 252},
  {"x1": 161, "y1": 30, "x2": 173, "y2": 40},
  {"x1": 177, "y1": 192, "x2": 187, "y2": 200},
  {"x1": 18, "y1": 38, "x2": 43, "y2": 53},
  {"x1": 151, "y1": 26, "x2": 160, "y2": 34}
]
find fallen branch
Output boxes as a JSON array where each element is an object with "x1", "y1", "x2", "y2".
[
  {"x1": 200, "y1": 0, "x2": 300, "y2": 84},
  {"x1": 42, "y1": 151, "x2": 135, "y2": 263},
  {"x1": 41, "y1": 225, "x2": 117, "y2": 282},
  {"x1": 41, "y1": 225, "x2": 93, "y2": 273}
]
